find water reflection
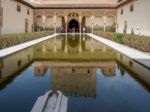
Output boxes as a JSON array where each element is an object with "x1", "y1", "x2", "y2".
[
  {"x1": 34, "y1": 63, "x2": 48, "y2": 76},
  {"x1": 0, "y1": 34, "x2": 150, "y2": 112},
  {"x1": 33, "y1": 35, "x2": 116, "y2": 60},
  {"x1": 33, "y1": 61, "x2": 117, "y2": 97},
  {"x1": 0, "y1": 47, "x2": 33, "y2": 90},
  {"x1": 0, "y1": 34, "x2": 150, "y2": 92},
  {"x1": 116, "y1": 53, "x2": 150, "y2": 91}
]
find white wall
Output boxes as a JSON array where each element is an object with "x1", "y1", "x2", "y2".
[
  {"x1": 1, "y1": 0, "x2": 33, "y2": 34},
  {"x1": 117, "y1": 0, "x2": 150, "y2": 36}
]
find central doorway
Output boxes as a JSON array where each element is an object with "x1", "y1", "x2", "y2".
[{"x1": 68, "y1": 19, "x2": 79, "y2": 33}]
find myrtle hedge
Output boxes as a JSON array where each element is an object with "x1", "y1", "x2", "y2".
[
  {"x1": 0, "y1": 31, "x2": 52, "y2": 49},
  {"x1": 94, "y1": 31, "x2": 150, "y2": 52}
]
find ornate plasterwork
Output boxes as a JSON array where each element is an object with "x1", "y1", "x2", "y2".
[{"x1": 34, "y1": 9, "x2": 116, "y2": 17}]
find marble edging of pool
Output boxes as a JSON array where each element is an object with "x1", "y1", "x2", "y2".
[
  {"x1": 0, "y1": 33, "x2": 59, "y2": 58},
  {"x1": 87, "y1": 33, "x2": 150, "y2": 69}
]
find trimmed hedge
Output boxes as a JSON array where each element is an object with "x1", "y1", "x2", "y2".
[
  {"x1": 94, "y1": 31, "x2": 150, "y2": 53},
  {"x1": 122, "y1": 35, "x2": 150, "y2": 52},
  {"x1": 94, "y1": 31, "x2": 114, "y2": 40},
  {"x1": 0, "y1": 31, "x2": 52, "y2": 49}
]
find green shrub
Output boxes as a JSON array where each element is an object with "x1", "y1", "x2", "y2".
[
  {"x1": 94, "y1": 31, "x2": 114, "y2": 40},
  {"x1": 122, "y1": 35, "x2": 150, "y2": 52},
  {"x1": 0, "y1": 31, "x2": 53, "y2": 49},
  {"x1": 113, "y1": 33, "x2": 124, "y2": 43},
  {"x1": 94, "y1": 31, "x2": 150, "y2": 53}
]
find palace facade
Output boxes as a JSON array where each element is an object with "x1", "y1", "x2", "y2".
[{"x1": 0, "y1": 0, "x2": 150, "y2": 36}]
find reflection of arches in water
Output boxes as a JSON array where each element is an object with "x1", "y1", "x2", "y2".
[
  {"x1": 87, "y1": 69, "x2": 90, "y2": 74},
  {"x1": 17, "y1": 59, "x2": 22, "y2": 68},
  {"x1": 51, "y1": 67, "x2": 96, "y2": 98},
  {"x1": 28, "y1": 54, "x2": 30, "y2": 61},
  {"x1": 120, "y1": 67, "x2": 125, "y2": 76},
  {"x1": 68, "y1": 19, "x2": 79, "y2": 33},
  {"x1": 68, "y1": 35, "x2": 79, "y2": 48},
  {"x1": 101, "y1": 66, "x2": 116, "y2": 77},
  {"x1": 72, "y1": 68, "x2": 75, "y2": 73}
]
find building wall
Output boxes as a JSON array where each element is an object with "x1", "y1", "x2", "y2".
[
  {"x1": 117, "y1": 0, "x2": 150, "y2": 36},
  {"x1": 34, "y1": 9, "x2": 116, "y2": 32},
  {"x1": 0, "y1": 0, "x2": 2, "y2": 34},
  {"x1": 2, "y1": 0, "x2": 150, "y2": 36},
  {"x1": 1, "y1": 0, "x2": 33, "y2": 34}
]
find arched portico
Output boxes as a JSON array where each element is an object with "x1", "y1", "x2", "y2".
[
  {"x1": 68, "y1": 19, "x2": 79, "y2": 33},
  {"x1": 34, "y1": 9, "x2": 117, "y2": 33}
]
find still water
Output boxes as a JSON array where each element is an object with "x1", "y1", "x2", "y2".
[{"x1": 0, "y1": 34, "x2": 150, "y2": 112}]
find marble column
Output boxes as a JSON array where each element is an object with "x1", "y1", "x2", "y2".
[
  {"x1": 79, "y1": 16, "x2": 82, "y2": 34},
  {"x1": 42, "y1": 15, "x2": 46, "y2": 30},
  {"x1": 114, "y1": 16, "x2": 117, "y2": 32}
]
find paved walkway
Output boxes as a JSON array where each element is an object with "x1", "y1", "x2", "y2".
[
  {"x1": 88, "y1": 33, "x2": 150, "y2": 69},
  {"x1": 0, "y1": 33, "x2": 58, "y2": 58}
]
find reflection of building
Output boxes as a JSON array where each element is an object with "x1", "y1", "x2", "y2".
[
  {"x1": 51, "y1": 67, "x2": 96, "y2": 97},
  {"x1": 85, "y1": 38, "x2": 111, "y2": 51},
  {"x1": 34, "y1": 63, "x2": 47, "y2": 76},
  {"x1": 33, "y1": 38, "x2": 62, "y2": 52},
  {"x1": 33, "y1": 35, "x2": 116, "y2": 60},
  {"x1": 33, "y1": 61, "x2": 117, "y2": 97},
  {"x1": 0, "y1": 47, "x2": 33, "y2": 89},
  {"x1": 116, "y1": 53, "x2": 150, "y2": 92},
  {"x1": 101, "y1": 64, "x2": 116, "y2": 77}
]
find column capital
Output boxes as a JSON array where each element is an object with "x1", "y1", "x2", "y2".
[
  {"x1": 79, "y1": 16, "x2": 82, "y2": 23},
  {"x1": 64, "y1": 16, "x2": 68, "y2": 23},
  {"x1": 53, "y1": 16, "x2": 57, "y2": 23},
  {"x1": 42, "y1": 15, "x2": 46, "y2": 23}
]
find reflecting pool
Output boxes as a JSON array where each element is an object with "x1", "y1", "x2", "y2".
[{"x1": 0, "y1": 34, "x2": 150, "y2": 112}]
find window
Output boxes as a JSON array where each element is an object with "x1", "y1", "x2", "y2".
[
  {"x1": 27, "y1": 9, "x2": 30, "y2": 15},
  {"x1": 121, "y1": 9, "x2": 123, "y2": 15},
  {"x1": 130, "y1": 4, "x2": 134, "y2": 12},
  {"x1": 17, "y1": 5, "x2": 21, "y2": 12}
]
